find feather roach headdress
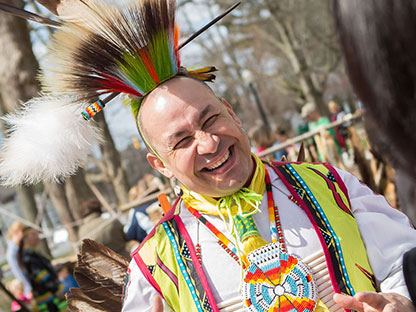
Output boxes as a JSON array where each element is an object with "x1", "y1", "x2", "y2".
[
  {"x1": 44, "y1": 0, "x2": 217, "y2": 117},
  {"x1": 0, "y1": 0, "x2": 240, "y2": 186}
]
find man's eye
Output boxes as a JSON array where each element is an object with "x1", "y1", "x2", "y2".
[
  {"x1": 174, "y1": 136, "x2": 192, "y2": 149},
  {"x1": 203, "y1": 114, "x2": 219, "y2": 128}
]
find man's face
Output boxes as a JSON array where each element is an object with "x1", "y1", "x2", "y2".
[{"x1": 141, "y1": 77, "x2": 253, "y2": 197}]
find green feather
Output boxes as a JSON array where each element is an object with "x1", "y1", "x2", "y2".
[
  {"x1": 149, "y1": 31, "x2": 175, "y2": 82},
  {"x1": 130, "y1": 98, "x2": 142, "y2": 117},
  {"x1": 120, "y1": 52, "x2": 156, "y2": 94}
]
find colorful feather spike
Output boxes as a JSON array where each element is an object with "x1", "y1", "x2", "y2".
[
  {"x1": 43, "y1": 0, "x2": 180, "y2": 105},
  {"x1": 187, "y1": 66, "x2": 218, "y2": 82}
]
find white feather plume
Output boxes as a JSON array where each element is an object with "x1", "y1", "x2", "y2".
[{"x1": 0, "y1": 96, "x2": 103, "y2": 186}]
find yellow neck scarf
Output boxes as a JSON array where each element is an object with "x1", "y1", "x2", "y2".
[
  {"x1": 181, "y1": 154, "x2": 266, "y2": 217},
  {"x1": 182, "y1": 154, "x2": 267, "y2": 268}
]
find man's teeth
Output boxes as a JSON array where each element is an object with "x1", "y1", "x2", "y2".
[{"x1": 206, "y1": 150, "x2": 230, "y2": 171}]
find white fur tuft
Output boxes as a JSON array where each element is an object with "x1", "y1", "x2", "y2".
[{"x1": 0, "y1": 96, "x2": 103, "y2": 186}]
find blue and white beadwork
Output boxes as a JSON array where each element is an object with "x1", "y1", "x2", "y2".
[{"x1": 241, "y1": 243, "x2": 317, "y2": 312}]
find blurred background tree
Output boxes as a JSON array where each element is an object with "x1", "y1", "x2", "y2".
[{"x1": 179, "y1": 0, "x2": 356, "y2": 131}]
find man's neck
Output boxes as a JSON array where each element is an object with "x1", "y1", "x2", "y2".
[{"x1": 243, "y1": 156, "x2": 257, "y2": 188}]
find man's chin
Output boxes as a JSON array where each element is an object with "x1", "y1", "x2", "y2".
[{"x1": 199, "y1": 181, "x2": 247, "y2": 198}]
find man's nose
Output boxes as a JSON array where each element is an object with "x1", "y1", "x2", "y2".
[{"x1": 196, "y1": 131, "x2": 219, "y2": 155}]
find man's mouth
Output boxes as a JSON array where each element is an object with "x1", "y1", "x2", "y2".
[{"x1": 204, "y1": 148, "x2": 231, "y2": 172}]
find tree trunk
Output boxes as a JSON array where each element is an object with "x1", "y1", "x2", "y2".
[
  {"x1": 0, "y1": 0, "x2": 54, "y2": 256},
  {"x1": 274, "y1": 20, "x2": 328, "y2": 116},
  {"x1": 45, "y1": 182, "x2": 78, "y2": 246},
  {"x1": 264, "y1": 0, "x2": 330, "y2": 117},
  {"x1": 15, "y1": 186, "x2": 37, "y2": 224},
  {"x1": 95, "y1": 113, "x2": 130, "y2": 206},
  {"x1": 0, "y1": 0, "x2": 40, "y2": 110},
  {"x1": 64, "y1": 169, "x2": 96, "y2": 220}
]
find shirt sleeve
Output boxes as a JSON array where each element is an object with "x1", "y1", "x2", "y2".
[
  {"x1": 122, "y1": 259, "x2": 160, "y2": 312},
  {"x1": 337, "y1": 168, "x2": 416, "y2": 297},
  {"x1": 6, "y1": 242, "x2": 32, "y2": 294}
]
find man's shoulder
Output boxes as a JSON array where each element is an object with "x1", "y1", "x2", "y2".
[
  {"x1": 269, "y1": 160, "x2": 334, "y2": 168},
  {"x1": 268, "y1": 161, "x2": 345, "y2": 184}
]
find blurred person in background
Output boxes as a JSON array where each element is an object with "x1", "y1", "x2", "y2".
[
  {"x1": 6, "y1": 221, "x2": 32, "y2": 297},
  {"x1": 302, "y1": 102, "x2": 345, "y2": 161},
  {"x1": 301, "y1": 103, "x2": 332, "y2": 133},
  {"x1": 248, "y1": 124, "x2": 274, "y2": 156},
  {"x1": 328, "y1": 101, "x2": 348, "y2": 152},
  {"x1": 18, "y1": 226, "x2": 67, "y2": 312},
  {"x1": 78, "y1": 198, "x2": 129, "y2": 258},
  {"x1": 301, "y1": 103, "x2": 333, "y2": 161},
  {"x1": 271, "y1": 126, "x2": 290, "y2": 160},
  {"x1": 125, "y1": 174, "x2": 159, "y2": 244},
  {"x1": 55, "y1": 263, "x2": 78, "y2": 294},
  {"x1": 6, "y1": 279, "x2": 31, "y2": 312}
]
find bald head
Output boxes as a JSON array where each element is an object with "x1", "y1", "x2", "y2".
[{"x1": 138, "y1": 76, "x2": 217, "y2": 151}]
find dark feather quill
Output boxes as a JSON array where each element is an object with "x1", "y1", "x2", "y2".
[
  {"x1": 0, "y1": 2, "x2": 61, "y2": 27},
  {"x1": 67, "y1": 239, "x2": 129, "y2": 312},
  {"x1": 177, "y1": 2, "x2": 240, "y2": 50}
]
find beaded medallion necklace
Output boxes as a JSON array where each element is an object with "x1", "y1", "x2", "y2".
[{"x1": 186, "y1": 169, "x2": 318, "y2": 312}]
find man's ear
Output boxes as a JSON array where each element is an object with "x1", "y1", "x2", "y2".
[
  {"x1": 146, "y1": 153, "x2": 174, "y2": 178},
  {"x1": 221, "y1": 98, "x2": 242, "y2": 127}
]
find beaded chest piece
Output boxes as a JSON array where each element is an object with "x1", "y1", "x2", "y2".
[
  {"x1": 241, "y1": 171, "x2": 317, "y2": 312},
  {"x1": 242, "y1": 243, "x2": 317, "y2": 312},
  {"x1": 188, "y1": 168, "x2": 317, "y2": 312}
]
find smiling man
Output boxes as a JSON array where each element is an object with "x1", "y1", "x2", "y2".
[{"x1": 120, "y1": 72, "x2": 416, "y2": 312}]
